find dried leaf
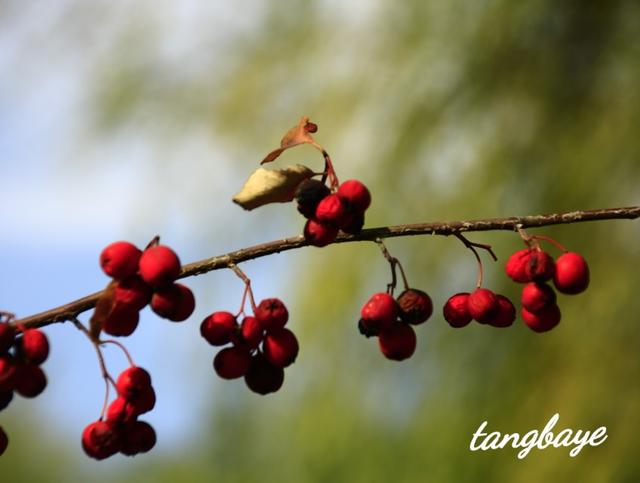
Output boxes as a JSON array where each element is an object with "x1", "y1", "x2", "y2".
[
  {"x1": 89, "y1": 281, "x2": 116, "y2": 340},
  {"x1": 260, "y1": 116, "x2": 323, "y2": 164},
  {"x1": 233, "y1": 164, "x2": 315, "y2": 211}
]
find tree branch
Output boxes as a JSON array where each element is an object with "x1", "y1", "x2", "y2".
[{"x1": 11, "y1": 206, "x2": 640, "y2": 330}]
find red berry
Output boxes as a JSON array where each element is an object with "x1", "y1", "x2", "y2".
[
  {"x1": 525, "y1": 250, "x2": 555, "y2": 282},
  {"x1": 505, "y1": 249, "x2": 534, "y2": 283},
  {"x1": 304, "y1": 219, "x2": 338, "y2": 247},
  {"x1": 17, "y1": 329, "x2": 49, "y2": 365},
  {"x1": 106, "y1": 396, "x2": 137, "y2": 423},
  {"x1": 151, "y1": 283, "x2": 195, "y2": 322},
  {"x1": 554, "y1": 252, "x2": 589, "y2": 295},
  {"x1": 102, "y1": 308, "x2": 139, "y2": 337},
  {"x1": 490, "y1": 295, "x2": 516, "y2": 328},
  {"x1": 100, "y1": 241, "x2": 142, "y2": 280},
  {"x1": 244, "y1": 353, "x2": 285, "y2": 395},
  {"x1": 522, "y1": 304, "x2": 561, "y2": 332},
  {"x1": 138, "y1": 245, "x2": 181, "y2": 288},
  {"x1": 0, "y1": 323, "x2": 15, "y2": 354},
  {"x1": 254, "y1": 299, "x2": 289, "y2": 331},
  {"x1": 359, "y1": 292, "x2": 399, "y2": 336},
  {"x1": 263, "y1": 328, "x2": 299, "y2": 368},
  {"x1": 378, "y1": 323, "x2": 417, "y2": 361},
  {"x1": 120, "y1": 420, "x2": 156, "y2": 456},
  {"x1": 397, "y1": 289, "x2": 433, "y2": 325},
  {"x1": 0, "y1": 426, "x2": 7, "y2": 456},
  {"x1": 295, "y1": 179, "x2": 331, "y2": 219},
  {"x1": 315, "y1": 194, "x2": 350, "y2": 228},
  {"x1": 521, "y1": 282, "x2": 556, "y2": 313},
  {"x1": 337, "y1": 180, "x2": 371, "y2": 214},
  {"x1": 116, "y1": 367, "x2": 152, "y2": 400},
  {"x1": 443, "y1": 293, "x2": 472, "y2": 328},
  {"x1": 200, "y1": 311, "x2": 237, "y2": 346},
  {"x1": 82, "y1": 420, "x2": 121, "y2": 460},
  {"x1": 468, "y1": 288, "x2": 499, "y2": 324},
  {"x1": 234, "y1": 316, "x2": 264, "y2": 350},
  {"x1": 213, "y1": 346, "x2": 252, "y2": 379},
  {"x1": 0, "y1": 390, "x2": 13, "y2": 411},
  {"x1": 114, "y1": 276, "x2": 152, "y2": 311},
  {"x1": 13, "y1": 364, "x2": 47, "y2": 398},
  {"x1": 127, "y1": 386, "x2": 156, "y2": 416},
  {"x1": 340, "y1": 212, "x2": 365, "y2": 234},
  {"x1": 0, "y1": 356, "x2": 16, "y2": 392}
]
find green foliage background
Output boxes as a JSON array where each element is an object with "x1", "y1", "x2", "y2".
[{"x1": 2, "y1": 1, "x2": 639, "y2": 481}]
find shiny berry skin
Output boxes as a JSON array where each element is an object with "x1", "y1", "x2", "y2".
[
  {"x1": 553, "y1": 252, "x2": 590, "y2": 295},
  {"x1": 397, "y1": 289, "x2": 433, "y2": 325},
  {"x1": 263, "y1": 328, "x2": 299, "y2": 368},
  {"x1": 235, "y1": 316, "x2": 264, "y2": 349},
  {"x1": 214, "y1": 346, "x2": 252, "y2": 379},
  {"x1": 116, "y1": 367, "x2": 152, "y2": 400},
  {"x1": 138, "y1": 245, "x2": 181, "y2": 288},
  {"x1": 0, "y1": 390, "x2": 13, "y2": 411},
  {"x1": 304, "y1": 219, "x2": 338, "y2": 247},
  {"x1": 254, "y1": 299, "x2": 289, "y2": 331},
  {"x1": 18, "y1": 328, "x2": 49, "y2": 364},
  {"x1": 106, "y1": 396, "x2": 137, "y2": 423},
  {"x1": 378, "y1": 323, "x2": 417, "y2": 361},
  {"x1": 13, "y1": 364, "x2": 47, "y2": 398},
  {"x1": 337, "y1": 180, "x2": 371, "y2": 214},
  {"x1": 82, "y1": 420, "x2": 121, "y2": 460},
  {"x1": 102, "y1": 308, "x2": 139, "y2": 337},
  {"x1": 359, "y1": 292, "x2": 399, "y2": 336},
  {"x1": 0, "y1": 323, "x2": 15, "y2": 354},
  {"x1": 315, "y1": 194, "x2": 350, "y2": 228},
  {"x1": 200, "y1": 311, "x2": 237, "y2": 346},
  {"x1": 0, "y1": 356, "x2": 17, "y2": 392},
  {"x1": 114, "y1": 276, "x2": 152, "y2": 311},
  {"x1": 443, "y1": 293, "x2": 472, "y2": 328},
  {"x1": 100, "y1": 241, "x2": 142, "y2": 280},
  {"x1": 295, "y1": 179, "x2": 331, "y2": 219},
  {"x1": 120, "y1": 421, "x2": 156, "y2": 456},
  {"x1": 244, "y1": 353, "x2": 285, "y2": 395},
  {"x1": 468, "y1": 288, "x2": 499, "y2": 324},
  {"x1": 525, "y1": 250, "x2": 555, "y2": 282},
  {"x1": 522, "y1": 304, "x2": 561, "y2": 332},
  {"x1": 0, "y1": 426, "x2": 7, "y2": 456},
  {"x1": 521, "y1": 282, "x2": 556, "y2": 313},
  {"x1": 490, "y1": 295, "x2": 516, "y2": 328},
  {"x1": 505, "y1": 249, "x2": 534, "y2": 283},
  {"x1": 151, "y1": 283, "x2": 195, "y2": 322}
]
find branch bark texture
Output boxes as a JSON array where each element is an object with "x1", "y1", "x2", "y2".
[{"x1": 12, "y1": 206, "x2": 640, "y2": 330}]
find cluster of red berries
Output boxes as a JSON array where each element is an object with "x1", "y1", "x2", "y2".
[
  {"x1": 200, "y1": 298, "x2": 299, "y2": 394},
  {"x1": 506, "y1": 248, "x2": 589, "y2": 332},
  {"x1": 358, "y1": 289, "x2": 433, "y2": 360},
  {"x1": 0, "y1": 321, "x2": 50, "y2": 456},
  {"x1": 99, "y1": 240, "x2": 195, "y2": 336},
  {"x1": 82, "y1": 366, "x2": 156, "y2": 460},
  {"x1": 443, "y1": 289, "x2": 516, "y2": 329},
  {"x1": 297, "y1": 179, "x2": 371, "y2": 246}
]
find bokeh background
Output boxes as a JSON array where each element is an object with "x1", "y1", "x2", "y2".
[{"x1": 1, "y1": 1, "x2": 639, "y2": 481}]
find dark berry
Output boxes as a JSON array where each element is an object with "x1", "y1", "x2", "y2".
[
  {"x1": 554, "y1": 252, "x2": 590, "y2": 295},
  {"x1": 213, "y1": 346, "x2": 252, "y2": 379},
  {"x1": 0, "y1": 390, "x2": 13, "y2": 411},
  {"x1": 521, "y1": 282, "x2": 556, "y2": 313},
  {"x1": 522, "y1": 304, "x2": 561, "y2": 332},
  {"x1": 254, "y1": 299, "x2": 289, "y2": 331},
  {"x1": 138, "y1": 245, "x2": 181, "y2": 288},
  {"x1": 0, "y1": 356, "x2": 16, "y2": 392},
  {"x1": 340, "y1": 212, "x2": 365, "y2": 234},
  {"x1": 234, "y1": 316, "x2": 264, "y2": 349},
  {"x1": 82, "y1": 420, "x2": 121, "y2": 460},
  {"x1": 397, "y1": 289, "x2": 433, "y2": 325},
  {"x1": 263, "y1": 328, "x2": 299, "y2": 368},
  {"x1": 13, "y1": 364, "x2": 47, "y2": 398},
  {"x1": 200, "y1": 311, "x2": 238, "y2": 346},
  {"x1": 378, "y1": 323, "x2": 417, "y2": 361},
  {"x1": 120, "y1": 421, "x2": 156, "y2": 456},
  {"x1": 525, "y1": 250, "x2": 555, "y2": 282},
  {"x1": 304, "y1": 219, "x2": 338, "y2": 247},
  {"x1": 244, "y1": 353, "x2": 285, "y2": 395},
  {"x1": 0, "y1": 426, "x2": 7, "y2": 456},
  {"x1": 337, "y1": 179, "x2": 371, "y2": 214},
  {"x1": 443, "y1": 293, "x2": 472, "y2": 328},
  {"x1": 102, "y1": 308, "x2": 139, "y2": 337},
  {"x1": 151, "y1": 283, "x2": 195, "y2": 321},
  {"x1": 490, "y1": 295, "x2": 516, "y2": 328},
  {"x1": 0, "y1": 323, "x2": 15, "y2": 354},
  {"x1": 468, "y1": 288, "x2": 499, "y2": 324},
  {"x1": 295, "y1": 179, "x2": 330, "y2": 219},
  {"x1": 100, "y1": 241, "x2": 142, "y2": 280}
]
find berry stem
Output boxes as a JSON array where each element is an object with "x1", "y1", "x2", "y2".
[
  {"x1": 145, "y1": 235, "x2": 161, "y2": 250},
  {"x1": 0, "y1": 311, "x2": 16, "y2": 323},
  {"x1": 320, "y1": 149, "x2": 340, "y2": 190},
  {"x1": 229, "y1": 262, "x2": 257, "y2": 312},
  {"x1": 530, "y1": 234, "x2": 568, "y2": 253},
  {"x1": 454, "y1": 232, "x2": 497, "y2": 289},
  {"x1": 99, "y1": 339, "x2": 136, "y2": 367},
  {"x1": 376, "y1": 239, "x2": 410, "y2": 294}
]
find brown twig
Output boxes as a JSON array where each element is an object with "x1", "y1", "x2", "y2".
[{"x1": 10, "y1": 206, "x2": 640, "y2": 330}]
